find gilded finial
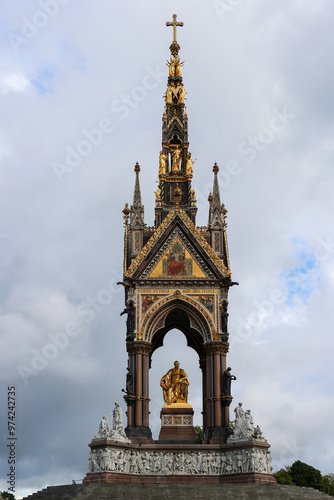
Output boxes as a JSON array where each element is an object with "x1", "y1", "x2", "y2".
[
  {"x1": 134, "y1": 162, "x2": 140, "y2": 173},
  {"x1": 213, "y1": 162, "x2": 219, "y2": 174},
  {"x1": 166, "y1": 14, "x2": 184, "y2": 55},
  {"x1": 122, "y1": 202, "x2": 130, "y2": 225},
  {"x1": 166, "y1": 14, "x2": 184, "y2": 44}
]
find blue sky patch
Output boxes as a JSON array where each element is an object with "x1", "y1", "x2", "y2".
[
  {"x1": 30, "y1": 67, "x2": 56, "y2": 95},
  {"x1": 281, "y1": 242, "x2": 320, "y2": 305}
]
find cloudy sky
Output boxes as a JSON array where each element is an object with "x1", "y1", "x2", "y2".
[{"x1": 1, "y1": 0, "x2": 334, "y2": 497}]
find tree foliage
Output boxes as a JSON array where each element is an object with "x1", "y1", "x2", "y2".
[
  {"x1": 273, "y1": 467, "x2": 294, "y2": 485},
  {"x1": 194, "y1": 425, "x2": 203, "y2": 441},
  {"x1": 274, "y1": 461, "x2": 334, "y2": 496},
  {"x1": 290, "y1": 460, "x2": 322, "y2": 490},
  {"x1": 321, "y1": 474, "x2": 334, "y2": 496},
  {"x1": 1, "y1": 492, "x2": 16, "y2": 500}
]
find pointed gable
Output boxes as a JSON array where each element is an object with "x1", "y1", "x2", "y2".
[{"x1": 124, "y1": 209, "x2": 230, "y2": 280}]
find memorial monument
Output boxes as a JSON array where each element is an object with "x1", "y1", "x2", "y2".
[
  {"x1": 22, "y1": 14, "x2": 334, "y2": 500},
  {"x1": 83, "y1": 15, "x2": 276, "y2": 485}
]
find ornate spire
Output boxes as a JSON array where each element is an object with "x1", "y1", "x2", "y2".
[
  {"x1": 130, "y1": 162, "x2": 144, "y2": 229},
  {"x1": 154, "y1": 15, "x2": 197, "y2": 227},
  {"x1": 132, "y1": 162, "x2": 142, "y2": 208},
  {"x1": 208, "y1": 163, "x2": 225, "y2": 230},
  {"x1": 212, "y1": 162, "x2": 221, "y2": 208}
]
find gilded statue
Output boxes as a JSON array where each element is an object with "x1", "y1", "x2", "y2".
[
  {"x1": 165, "y1": 85, "x2": 173, "y2": 104},
  {"x1": 191, "y1": 188, "x2": 196, "y2": 200},
  {"x1": 167, "y1": 55, "x2": 183, "y2": 77},
  {"x1": 155, "y1": 187, "x2": 161, "y2": 200},
  {"x1": 159, "y1": 151, "x2": 167, "y2": 175},
  {"x1": 178, "y1": 84, "x2": 186, "y2": 103},
  {"x1": 186, "y1": 152, "x2": 195, "y2": 175},
  {"x1": 175, "y1": 56, "x2": 183, "y2": 77},
  {"x1": 167, "y1": 55, "x2": 176, "y2": 77},
  {"x1": 160, "y1": 361, "x2": 190, "y2": 405},
  {"x1": 171, "y1": 147, "x2": 181, "y2": 172}
]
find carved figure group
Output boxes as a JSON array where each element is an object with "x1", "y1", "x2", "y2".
[
  {"x1": 228, "y1": 403, "x2": 266, "y2": 443},
  {"x1": 89, "y1": 446, "x2": 271, "y2": 475},
  {"x1": 93, "y1": 403, "x2": 130, "y2": 443},
  {"x1": 95, "y1": 415, "x2": 110, "y2": 439},
  {"x1": 160, "y1": 360, "x2": 190, "y2": 405},
  {"x1": 164, "y1": 83, "x2": 186, "y2": 104}
]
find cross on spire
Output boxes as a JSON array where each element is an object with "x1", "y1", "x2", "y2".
[{"x1": 166, "y1": 14, "x2": 184, "y2": 44}]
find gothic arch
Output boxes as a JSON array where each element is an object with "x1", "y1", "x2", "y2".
[{"x1": 142, "y1": 295, "x2": 216, "y2": 357}]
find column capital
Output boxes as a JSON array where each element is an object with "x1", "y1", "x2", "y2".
[
  {"x1": 204, "y1": 341, "x2": 229, "y2": 356},
  {"x1": 127, "y1": 341, "x2": 153, "y2": 356}
]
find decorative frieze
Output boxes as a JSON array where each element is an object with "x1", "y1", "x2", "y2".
[{"x1": 88, "y1": 446, "x2": 272, "y2": 475}]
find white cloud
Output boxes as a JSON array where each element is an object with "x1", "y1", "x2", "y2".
[{"x1": 0, "y1": 71, "x2": 30, "y2": 94}]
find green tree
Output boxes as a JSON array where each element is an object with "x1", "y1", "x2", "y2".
[
  {"x1": 1, "y1": 492, "x2": 16, "y2": 500},
  {"x1": 290, "y1": 460, "x2": 322, "y2": 491},
  {"x1": 194, "y1": 425, "x2": 203, "y2": 441},
  {"x1": 273, "y1": 467, "x2": 294, "y2": 485},
  {"x1": 321, "y1": 473, "x2": 334, "y2": 496}
]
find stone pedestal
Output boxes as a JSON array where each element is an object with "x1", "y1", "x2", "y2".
[
  {"x1": 159, "y1": 405, "x2": 197, "y2": 442},
  {"x1": 84, "y1": 439, "x2": 276, "y2": 484}
]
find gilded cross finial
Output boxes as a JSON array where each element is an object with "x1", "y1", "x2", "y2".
[{"x1": 166, "y1": 14, "x2": 184, "y2": 44}]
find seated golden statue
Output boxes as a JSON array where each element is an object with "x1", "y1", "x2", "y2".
[{"x1": 160, "y1": 360, "x2": 190, "y2": 405}]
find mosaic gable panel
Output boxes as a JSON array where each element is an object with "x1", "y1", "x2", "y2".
[{"x1": 143, "y1": 229, "x2": 214, "y2": 279}]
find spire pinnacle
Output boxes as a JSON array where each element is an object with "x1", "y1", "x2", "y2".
[
  {"x1": 130, "y1": 162, "x2": 144, "y2": 229},
  {"x1": 212, "y1": 163, "x2": 221, "y2": 207},
  {"x1": 208, "y1": 163, "x2": 226, "y2": 230},
  {"x1": 132, "y1": 162, "x2": 142, "y2": 208},
  {"x1": 166, "y1": 14, "x2": 184, "y2": 55}
]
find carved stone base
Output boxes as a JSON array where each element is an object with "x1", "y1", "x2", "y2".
[
  {"x1": 84, "y1": 440, "x2": 276, "y2": 484},
  {"x1": 125, "y1": 426, "x2": 153, "y2": 443},
  {"x1": 159, "y1": 407, "x2": 197, "y2": 442}
]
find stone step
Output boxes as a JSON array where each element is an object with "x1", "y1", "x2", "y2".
[{"x1": 22, "y1": 483, "x2": 333, "y2": 499}]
